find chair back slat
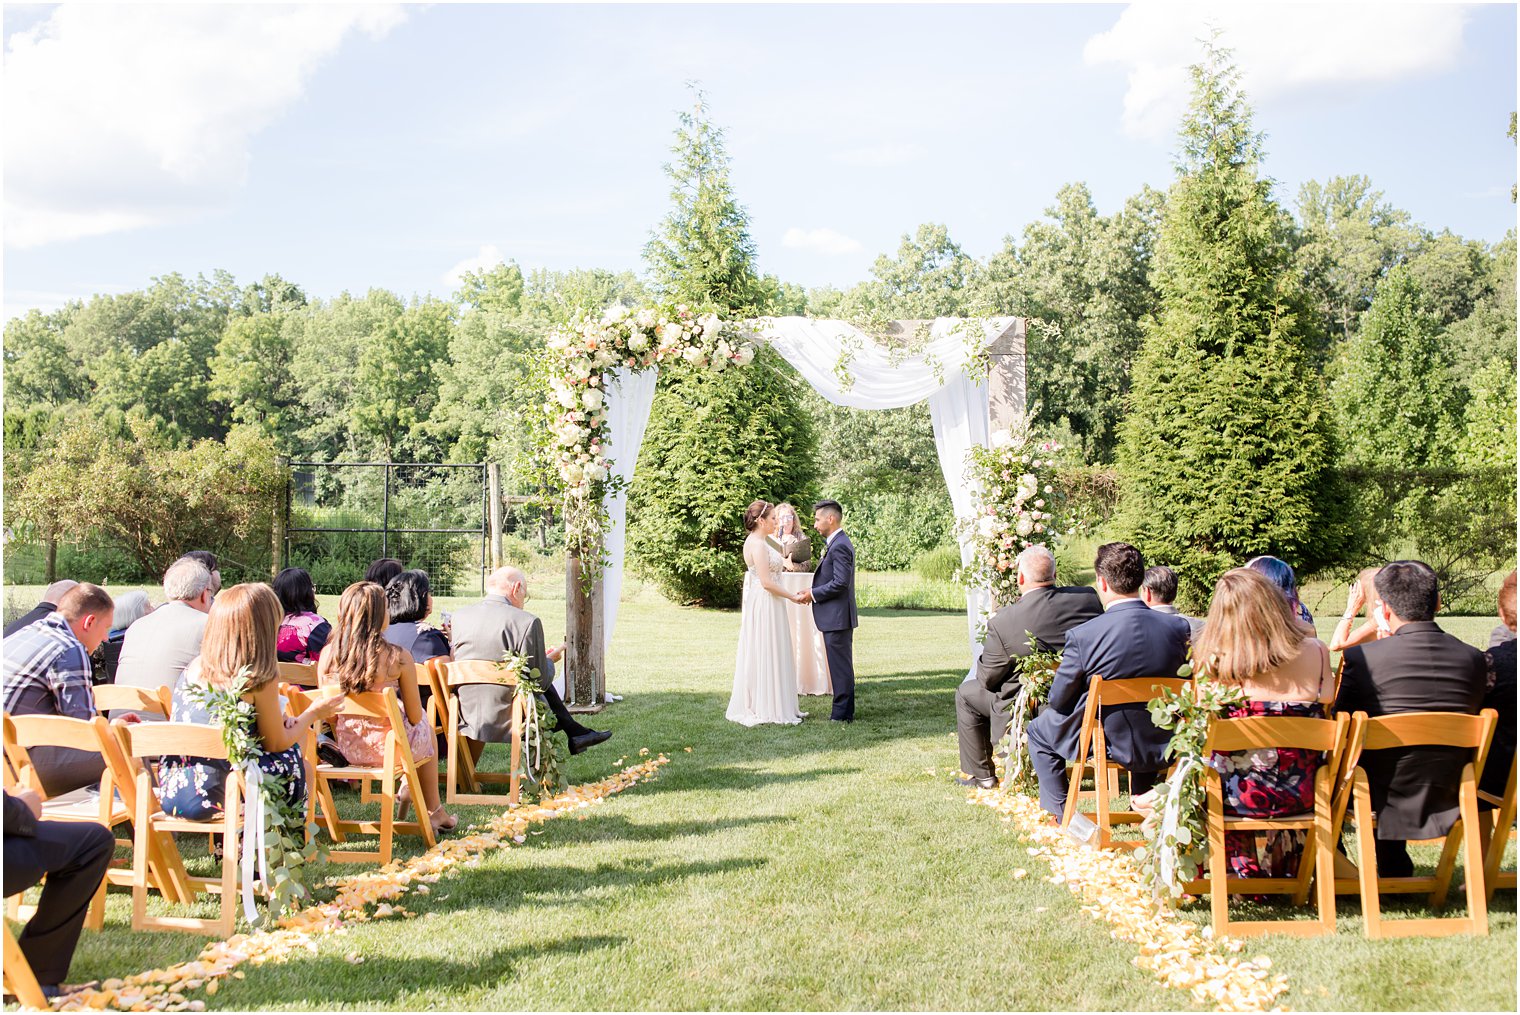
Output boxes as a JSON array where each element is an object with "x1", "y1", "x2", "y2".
[
  {"x1": 118, "y1": 721, "x2": 230, "y2": 761},
  {"x1": 447, "y1": 659, "x2": 521, "y2": 688},
  {"x1": 6, "y1": 713, "x2": 109, "y2": 753},
  {"x1": 277, "y1": 662, "x2": 319, "y2": 687},
  {"x1": 1357, "y1": 710, "x2": 1495, "y2": 752},
  {"x1": 94, "y1": 684, "x2": 171, "y2": 717},
  {"x1": 1204, "y1": 715, "x2": 1343, "y2": 754},
  {"x1": 1091, "y1": 675, "x2": 1189, "y2": 707}
]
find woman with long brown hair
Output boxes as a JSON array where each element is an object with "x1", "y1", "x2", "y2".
[
  {"x1": 1188, "y1": 568, "x2": 1334, "y2": 880},
  {"x1": 317, "y1": 581, "x2": 454, "y2": 832},
  {"x1": 159, "y1": 583, "x2": 343, "y2": 819}
]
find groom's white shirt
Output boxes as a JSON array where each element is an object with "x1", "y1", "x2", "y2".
[{"x1": 825, "y1": 529, "x2": 843, "y2": 547}]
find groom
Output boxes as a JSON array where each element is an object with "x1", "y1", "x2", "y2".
[{"x1": 799, "y1": 499, "x2": 857, "y2": 722}]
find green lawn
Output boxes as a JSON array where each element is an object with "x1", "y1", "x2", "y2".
[{"x1": 7, "y1": 584, "x2": 1517, "y2": 1010}]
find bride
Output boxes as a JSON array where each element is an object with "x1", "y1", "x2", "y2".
[{"x1": 727, "y1": 500, "x2": 807, "y2": 726}]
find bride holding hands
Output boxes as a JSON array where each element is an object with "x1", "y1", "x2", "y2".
[{"x1": 726, "y1": 500, "x2": 808, "y2": 726}]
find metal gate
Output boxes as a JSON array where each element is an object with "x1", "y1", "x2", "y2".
[{"x1": 282, "y1": 462, "x2": 487, "y2": 597}]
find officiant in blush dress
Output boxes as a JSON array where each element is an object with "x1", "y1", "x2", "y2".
[{"x1": 727, "y1": 501, "x2": 808, "y2": 727}]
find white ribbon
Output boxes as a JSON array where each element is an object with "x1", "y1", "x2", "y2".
[
  {"x1": 1002, "y1": 684, "x2": 1035, "y2": 790},
  {"x1": 1156, "y1": 753, "x2": 1203, "y2": 894},
  {"x1": 239, "y1": 760, "x2": 271, "y2": 923}
]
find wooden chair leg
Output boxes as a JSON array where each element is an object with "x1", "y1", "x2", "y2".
[
  {"x1": 1460, "y1": 783, "x2": 1489, "y2": 936},
  {"x1": 84, "y1": 865, "x2": 109, "y2": 931},
  {"x1": 1429, "y1": 822, "x2": 1464, "y2": 909},
  {"x1": 1314, "y1": 795, "x2": 1338, "y2": 934},
  {"x1": 1353, "y1": 774, "x2": 1383, "y2": 939},
  {"x1": 1207, "y1": 776, "x2": 1230, "y2": 937},
  {"x1": 378, "y1": 767, "x2": 395, "y2": 867},
  {"x1": 3, "y1": 921, "x2": 48, "y2": 1010},
  {"x1": 1483, "y1": 767, "x2": 1516, "y2": 904},
  {"x1": 1095, "y1": 755, "x2": 1113, "y2": 849}
]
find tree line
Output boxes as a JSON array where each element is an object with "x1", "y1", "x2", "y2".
[{"x1": 3, "y1": 50, "x2": 1514, "y2": 608}]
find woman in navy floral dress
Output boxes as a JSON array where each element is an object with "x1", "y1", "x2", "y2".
[
  {"x1": 158, "y1": 583, "x2": 342, "y2": 819},
  {"x1": 1193, "y1": 569, "x2": 1335, "y2": 879}
]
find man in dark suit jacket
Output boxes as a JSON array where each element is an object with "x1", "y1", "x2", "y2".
[
  {"x1": 800, "y1": 500, "x2": 858, "y2": 722},
  {"x1": 1025, "y1": 542, "x2": 1192, "y2": 818},
  {"x1": 1481, "y1": 569, "x2": 1517, "y2": 800},
  {"x1": 956, "y1": 545, "x2": 1101, "y2": 787},
  {"x1": 3, "y1": 579, "x2": 77, "y2": 639},
  {"x1": 1336, "y1": 560, "x2": 1487, "y2": 876},
  {"x1": 452, "y1": 567, "x2": 611, "y2": 756},
  {"x1": 4, "y1": 788, "x2": 115, "y2": 997}
]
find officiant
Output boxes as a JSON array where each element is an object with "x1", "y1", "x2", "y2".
[{"x1": 773, "y1": 503, "x2": 813, "y2": 572}]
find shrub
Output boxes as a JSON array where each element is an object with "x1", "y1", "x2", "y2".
[
  {"x1": 912, "y1": 544, "x2": 961, "y2": 583},
  {"x1": 849, "y1": 487, "x2": 956, "y2": 571}
]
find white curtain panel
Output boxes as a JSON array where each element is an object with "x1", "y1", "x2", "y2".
[{"x1": 596, "y1": 367, "x2": 659, "y2": 676}]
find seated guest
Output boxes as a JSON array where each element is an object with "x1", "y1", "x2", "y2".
[
  {"x1": 1335, "y1": 561, "x2": 1487, "y2": 877},
  {"x1": 1139, "y1": 565, "x2": 1205, "y2": 638},
  {"x1": 2, "y1": 584, "x2": 114, "y2": 795},
  {"x1": 1490, "y1": 569, "x2": 1517, "y2": 649},
  {"x1": 4, "y1": 580, "x2": 78, "y2": 638},
  {"x1": 318, "y1": 582, "x2": 454, "y2": 832},
  {"x1": 1025, "y1": 542, "x2": 1192, "y2": 819},
  {"x1": 1482, "y1": 569, "x2": 1517, "y2": 800},
  {"x1": 181, "y1": 550, "x2": 223, "y2": 597},
  {"x1": 3, "y1": 788, "x2": 115, "y2": 999},
  {"x1": 1329, "y1": 566, "x2": 1388, "y2": 652},
  {"x1": 158, "y1": 584, "x2": 341, "y2": 820},
  {"x1": 452, "y1": 566, "x2": 611, "y2": 758},
  {"x1": 274, "y1": 567, "x2": 330, "y2": 664},
  {"x1": 98, "y1": 589, "x2": 154, "y2": 684},
  {"x1": 364, "y1": 558, "x2": 405, "y2": 589},
  {"x1": 115, "y1": 557, "x2": 214, "y2": 710},
  {"x1": 955, "y1": 545, "x2": 1100, "y2": 788},
  {"x1": 1245, "y1": 555, "x2": 1313, "y2": 624},
  {"x1": 383, "y1": 569, "x2": 452, "y2": 663},
  {"x1": 1191, "y1": 569, "x2": 1333, "y2": 878}
]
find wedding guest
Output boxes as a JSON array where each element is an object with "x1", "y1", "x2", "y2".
[
  {"x1": 384, "y1": 570, "x2": 451, "y2": 663},
  {"x1": 1481, "y1": 569, "x2": 1516, "y2": 799},
  {"x1": 274, "y1": 567, "x2": 330, "y2": 664},
  {"x1": 1328, "y1": 567, "x2": 1387, "y2": 652},
  {"x1": 1244, "y1": 555, "x2": 1313, "y2": 624},
  {"x1": 1335, "y1": 561, "x2": 1486, "y2": 877},
  {"x1": 181, "y1": 550, "x2": 222, "y2": 597},
  {"x1": 1139, "y1": 565, "x2": 1205, "y2": 638},
  {"x1": 4, "y1": 579, "x2": 78, "y2": 638},
  {"x1": 364, "y1": 558, "x2": 405, "y2": 589},
  {"x1": 774, "y1": 502, "x2": 812, "y2": 572},
  {"x1": 2, "y1": 584, "x2": 114, "y2": 795},
  {"x1": 452, "y1": 566, "x2": 611, "y2": 759},
  {"x1": 318, "y1": 582, "x2": 454, "y2": 832},
  {"x1": 115, "y1": 557, "x2": 214, "y2": 709},
  {"x1": 99, "y1": 590, "x2": 154, "y2": 684},
  {"x1": 956, "y1": 545, "x2": 1100, "y2": 788},
  {"x1": 1026, "y1": 543, "x2": 1192, "y2": 818},
  {"x1": 3, "y1": 788, "x2": 115, "y2": 1000},
  {"x1": 158, "y1": 584, "x2": 341, "y2": 820},
  {"x1": 1490, "y1": 569, "x2": 1517, "y2": 649},
  {"x1": 1186, "y1": 568, "x2": 1333, "y2": 879}
]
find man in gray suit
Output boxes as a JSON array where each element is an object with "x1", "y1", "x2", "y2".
[
  {"x1": 451, "y1": 567, "x2": 611, "y2": 757},
  {"x1": 115, "y1": 557, "x2": 214, "y2": 716},
  {"x1": 1140, "y1": 566, "x2": 1206, "y2": 639}
]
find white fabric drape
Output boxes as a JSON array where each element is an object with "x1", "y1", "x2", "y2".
[{"x1": 593, "y1": 318, "x2": 1008, "y2": 674}]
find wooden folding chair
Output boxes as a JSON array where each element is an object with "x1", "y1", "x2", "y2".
[
  {"x1": 2, "y1": 921, "x2": 47, "y2": 1009},
  {"x1": 93, "y1": 684, "x2": 172, "y2": 720},
  {"x1": 287, "y1": 685, "x2": 435, "y2": 865},
  {"x1": 1479, "y1": 755, "x2": 1517, "y2": 903},
  {"x1": 276, "y1": 662, "x2": 319, "y2": 688},
  {"x1": 1061, "y1": 675, "x2": 1189, "y2": 850},
  {"x1": 1189, "y1": 711, "x2": 1350, "y2": 937},
  {"x1": 420, "y1": 658, "x2": 450, "y2": 787},
  {"x1": 1339, "y1": 709, "x2": 1498, "y2": 939},
  {"x1": 113, "y1": 722, "x2": 244, "y2": 937},
  {"x1": 444, "y1": 660, "x2": 531, "y2": 807}
]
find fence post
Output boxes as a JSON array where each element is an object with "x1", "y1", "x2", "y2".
[
  {"x1": 382, "y1": 463, "x2": 390, "y2": 560},
  {"x1": 487, "y1": 463, "x2": 503, "y2": 570},
  {"x1": 271, "y1": 456, "x2": 289, "y2": 578}
]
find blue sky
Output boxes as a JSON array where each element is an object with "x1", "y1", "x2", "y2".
[{"x1": 3, "y1": 2, "x2": 1516, "y2": 322}]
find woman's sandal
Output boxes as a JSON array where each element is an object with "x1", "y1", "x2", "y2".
[{"x1": 429, "y1": 806, "x2": 457, "y2": 832}]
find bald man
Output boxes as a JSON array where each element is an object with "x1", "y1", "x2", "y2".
[
  {"x1": 451, "y1": 567, "x2": 611, "y2": 756},
  {"x1": 4, "y1": 579, "x2": 79, "y2": 639}
]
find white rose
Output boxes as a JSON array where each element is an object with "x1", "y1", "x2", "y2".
[
  {"x1": 581, "y1": 388, "x2": 604, "y2": 410},
  {"x1": 588, "y1": 464, "x2": 609, "y2": 482},
  {"x1": 659, "y1": 322, "x2": 685, "y2": 343},
  {"x1": 564, "y1": 463, "x2": 584, "y2": 484},
  {"x1": 1016, "y1": 516, "x2": 1034, "y2": 537},
  {"x1": 603, "y1": 304, "x2": 629, "y2": 323},
  {"x1": 635, "y1": 308, "x2": 656, "y2": 329},
  {"x1": 555, "y1": 387, "x2": 578, "y2": 409},
  {"x1": 1043, "y1": 485, "x2": 1053, "y2": 494},
  {"x1": 681, "y1": 345, "x2": 704, "y2": 363},
  {"x1": 990, "y1": 430, "x2": 1012, "y2": 449},
  {"x1": 977, "y1": 515, "x2": 997, "y2": 538},
  {"x1": 734, "y1": 346, "x2": 755, "y2": 366},
  {"x1": 627, "y1": 329, "x2": 649, "y2": 352},
  {"x1": 1034, "y1": 499, "x2": 1045, "y2": 508},
  {"x1": 715, "y1": 340, "x2": 733, "y2": 360},
  {"x1": 702, "y1": 315, "x2": 722, "y2": 340}
]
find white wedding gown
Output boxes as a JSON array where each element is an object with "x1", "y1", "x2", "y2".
[{"x1": 726, "y1": 540, "x2": 805, "y2": 726}]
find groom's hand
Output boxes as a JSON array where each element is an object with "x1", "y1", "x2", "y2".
[{"x1": 797, "y1": 589, "x2": 814, "y2": 604}]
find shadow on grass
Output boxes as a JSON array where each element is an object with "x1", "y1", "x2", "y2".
[
  {"x1": 524, "y1": 812, "x2": 788, "y2": 844},
  {"x1": 418, "y1": 856, "x2": 770, "y2": 910}
]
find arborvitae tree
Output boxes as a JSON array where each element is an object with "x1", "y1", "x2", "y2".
[
  {"x1": 630, "y1": 87, "x2": 817, "y2": 605},
  {"x1": 1115, "y1": 42, "x2": 1342, "y2": 608}
]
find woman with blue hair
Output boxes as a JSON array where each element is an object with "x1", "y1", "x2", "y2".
[{"x1": 1245, "y1": 555, "x2": 1313, "y2": 624}]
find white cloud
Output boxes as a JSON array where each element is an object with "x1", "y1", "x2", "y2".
[
  {"x1": 443, "y1": 244, "x2": 509, "y2": 289},
  {"x1": 4, "y1": 4, "x2": 406, "y2": 248},
  {"x1": 1085, "y1": 3, "x2": 1471, "y2": 141},
  {"x1": 830, "y1": 143, "x2": 927, "y2": 168},
  {"x1": 781, "y1": 227, "x2": 864, "y2": 257}
]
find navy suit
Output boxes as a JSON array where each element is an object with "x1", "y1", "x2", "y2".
[
  {"x1": 1025, "y1": 598, "x2": 1192, "y2": 816},
  {"x1": 811, "y1": 530, "x2": 858, "y2": 721}
]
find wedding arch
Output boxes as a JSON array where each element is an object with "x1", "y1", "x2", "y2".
[{"x1": 544, "y1": 310, "x2": 1028, "y2": 707}]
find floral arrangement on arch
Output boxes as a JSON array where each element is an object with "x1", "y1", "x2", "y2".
[
  {"x1": 954, "y1": 413, "x2": 1071, "y2": 609},
  {"x1": 544, "y1": 304, "x2": 758, "y2": 578}
]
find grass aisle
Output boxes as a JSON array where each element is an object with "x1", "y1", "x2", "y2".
[{"x1": 57, "y1": 595, "x2": 1516, "y2": 1011}]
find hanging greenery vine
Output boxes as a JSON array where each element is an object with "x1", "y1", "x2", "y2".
[
  {"x1": 997, "y1": 634, "x2": 1064, "y2": 794},
  {"x1": 502, "y1": 650, "x2": 567, "y2": 796}
]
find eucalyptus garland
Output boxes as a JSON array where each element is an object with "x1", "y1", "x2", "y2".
[
  {"x1": 998, "y1": 633, "x2": 1063, "y2": 794},
  {"x1": 184, "y1": 673, "x2": 325, "y2": 924},
  {"x1": 500, "y1": 652, "x2": 568, "y2": 797}
]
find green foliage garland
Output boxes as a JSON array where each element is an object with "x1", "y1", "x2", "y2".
[{"x1": 998, "y1": 634, "x2": 1063, "y2": 795}]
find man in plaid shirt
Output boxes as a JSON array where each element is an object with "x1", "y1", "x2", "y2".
[{"x1": 3, "y1": 583, "x2": 114, "y2": 795}]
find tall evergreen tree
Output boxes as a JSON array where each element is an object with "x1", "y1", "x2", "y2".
[{"x1": 1115, "y1": 41, "x2": 1342, "y2": 607}]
